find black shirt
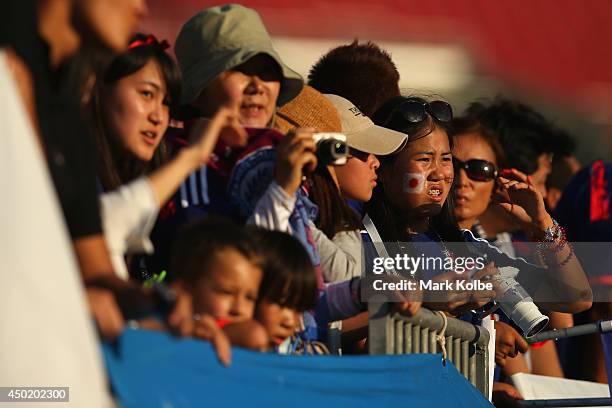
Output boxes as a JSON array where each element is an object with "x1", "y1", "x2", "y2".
[{"x1": 2, "y1": 3, "x2": 102, "y2": 238}]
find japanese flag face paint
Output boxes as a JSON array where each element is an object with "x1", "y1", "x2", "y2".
[
  {"x1": 380, "y1": 127, "x2": 454, "y2": 216},
  {"x1": 403, "y1": 173, "x2": 425, "y2": 193}
]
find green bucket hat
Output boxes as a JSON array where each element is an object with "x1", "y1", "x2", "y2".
[{"x1": 175, "y1": 4, "x2": 303, "y2": 107}]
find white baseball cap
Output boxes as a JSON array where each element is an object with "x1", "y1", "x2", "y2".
[{"x1": 324, "y1": 94, "x2": 408, "y2": 155}]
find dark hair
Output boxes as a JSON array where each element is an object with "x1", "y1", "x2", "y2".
[
  {"x1": 307, "y1": 166, "x2": 362, "y2": 238},
  {"x1": 449, "y1": 116, "x2": 507, "y2": 169},
  {"x1": 170, "y1": 216, "x2": 259, "y2": 283},
  {"x1": 368, "y1": 96, "x2": 465, "y2": 244},
  {"x1": 464, "y1": 97, "x2": 556, "y2": 175},
  {"x1": 308, "y1": 40, "x2": 400, "y2": 116},
  {"x1": 247, "y1": 228, "x2": 318, "y2": 312},
  {"x1": 547, "y1": 127, "x2": 578, "y2": 191},
  {"x1": 89, "y1": 33, "x2": 182, "y2": 191}
]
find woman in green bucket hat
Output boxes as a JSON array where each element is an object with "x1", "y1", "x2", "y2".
[
  {"x1": 147, "y1": 4, "x2": 319, "y2": 280},
  {"x1": 174, "y1": 4, "x2": 303, "y2": 131}
]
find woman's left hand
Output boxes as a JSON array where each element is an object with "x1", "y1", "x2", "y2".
[{"x1": 494, "y1": 168, "x2": 553, "y2": 237}]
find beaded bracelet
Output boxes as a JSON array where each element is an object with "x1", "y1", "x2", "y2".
[
  {"x1": 537, "y1": 219, "x2": 567, "y2": 253},
  {"x1": 538, "y1": 240, "x2": 574, "y2": 268},
  {"x1": 541, "y1": 219, "x2": 564, "y2": 243},
  {"x1": 536, "y1": 218, "x2": 574, "y2": 266},
  {"x1": 557, "y1": 244, "x2": 575, "y2": 268}
]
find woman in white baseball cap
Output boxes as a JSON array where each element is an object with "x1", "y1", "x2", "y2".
[{"x1": 306, "y1": 93, "x2": 408, "y2": 283}]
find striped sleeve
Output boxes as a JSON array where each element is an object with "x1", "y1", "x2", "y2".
[{"x1": 178, "y1": 166, "x2": 209, "y2": 209}]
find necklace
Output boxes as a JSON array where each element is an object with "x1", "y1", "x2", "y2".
[{"x1": 431, "y1": 228, "x2": 454, "y2": 259}]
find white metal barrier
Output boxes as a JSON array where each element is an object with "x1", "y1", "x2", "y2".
[{"x1": 369, "y1": 302, "x2": 491, "y2": 396}]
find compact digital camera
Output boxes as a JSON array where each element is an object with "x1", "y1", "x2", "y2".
[{"x1": 313, "y1": 133, "x2": 348, "y2": 166}]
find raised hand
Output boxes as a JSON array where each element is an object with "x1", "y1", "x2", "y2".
[
  {"x1": 274, "y1": 128, "x2": 317, "y2": 195},
  {"x1": 188, "y1": 107, "x2": 247, "y2": 161},
  {"x1": 493, "y1": 168, "x2": 553, "y2": 236}
]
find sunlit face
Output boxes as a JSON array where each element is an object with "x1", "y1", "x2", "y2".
[
  {"x1": 452, "y1": 132, "x2": 497, "y2": 229},
  {"x1": 104, "y1": 60, "x2": 170, "y2": 162},
  {"x1": 531, "y1": 153, "x2": 552, "y2": 198},
  {"x1": 381, "y1": 126, "x2": 453, "y2": 218},
  {"x1": 334, "y1": 151, "x2": 380, "y2": 202},
  {"x1": 74, "y1": 0, "x2": 147, "y2": 52},
  {"x1": 191, "y1": 248, "x2": 262, "y2": 323},
  {"x1": 255, "y1": 300, "x2": 301, "y2": 347},
  {"x1": 194, "y1": 54, "x2": 282, "y2": 128}
]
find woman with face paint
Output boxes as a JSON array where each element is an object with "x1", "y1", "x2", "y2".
[{"x1": 370, "y1": 96, "x2": 592, "y2": 315}]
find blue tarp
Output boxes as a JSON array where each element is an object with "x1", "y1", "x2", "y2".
[{"x1": 103, "y1": 329, "x2": 493, "y2": 407}]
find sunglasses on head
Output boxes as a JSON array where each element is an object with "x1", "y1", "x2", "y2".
[
  {"x1": 387, "y1": 99, "x2": 453, "y2": 127},
  {"x1": 453, "y1": 158, "x2": 498, "y2": 182}
]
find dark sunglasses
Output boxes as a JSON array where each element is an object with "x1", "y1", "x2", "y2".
[
  {"x1": 387, "y1": 99, "x2": 453, "y2": 126},
  {"x1": 453, "y1": 158, "x2": 498, "y2": 182}
]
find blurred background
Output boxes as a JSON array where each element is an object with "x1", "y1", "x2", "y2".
[{"x1": 143, "y1": 0, "x2": 612, "y2": 162}]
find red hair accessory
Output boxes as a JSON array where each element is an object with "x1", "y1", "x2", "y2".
[{"x1": 128, "y1": 34, "x2": 170, "y2": 50}]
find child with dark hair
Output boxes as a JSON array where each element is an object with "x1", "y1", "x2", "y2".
[
  {"x1": 308, "y1": 40, "x2": 400, "y2": 116},
  {"x1": 248, "y1": 228, "x2": 319, "y2": 352},
  {"x1": 170, "y1": 216, "x2": 269, "y2": 351}
]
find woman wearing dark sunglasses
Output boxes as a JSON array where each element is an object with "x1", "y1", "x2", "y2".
[
  {"x1": 451, "y1": 117, "x2": 574, "y2": 381},
  {"x1": 451, "y1": 117, "x2": 505, "y2": 231}
]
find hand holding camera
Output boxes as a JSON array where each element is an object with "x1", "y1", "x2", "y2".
[
  {"x1": 275, "y1": 128, "x2": 318, "y2": 195},
  {"x1": 275, "y1": 130, "x2": 348, "y2": 195}
]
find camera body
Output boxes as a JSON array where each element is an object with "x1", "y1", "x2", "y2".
[{"x1": 313, "y1": 133, "x2": 348, "y2": 166}]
